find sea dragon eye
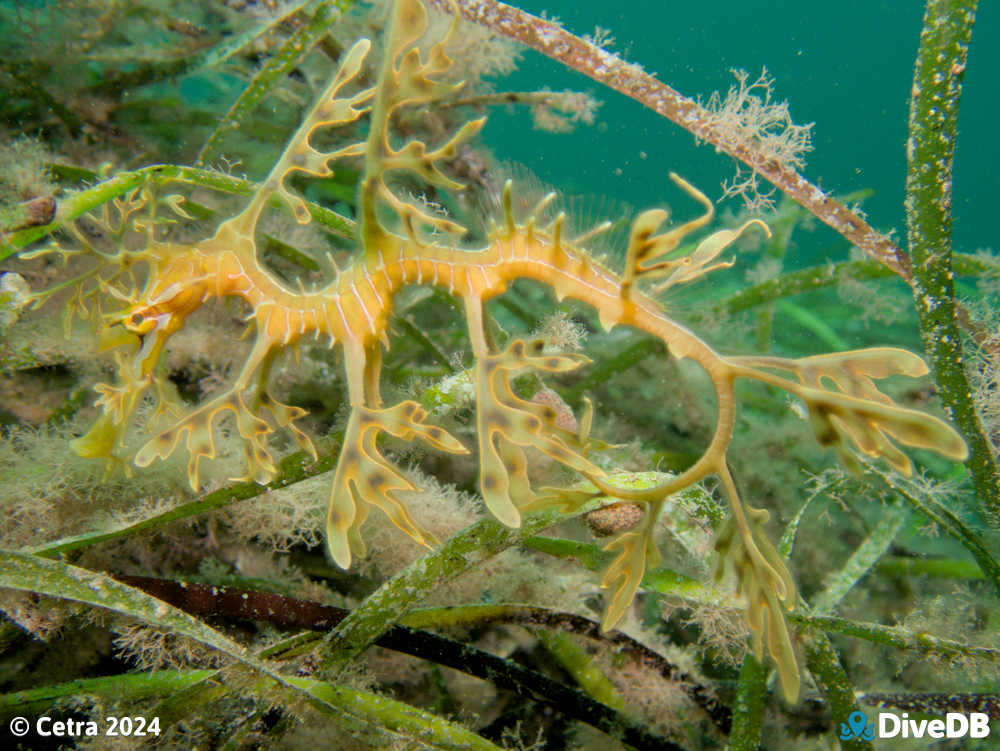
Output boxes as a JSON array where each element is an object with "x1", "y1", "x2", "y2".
[{"x1": 124, "y1": 309, "x2": 155, "y2": 335}]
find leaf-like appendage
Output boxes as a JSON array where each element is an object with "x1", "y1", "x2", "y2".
[
  {"x1": 472, "y1": 338, "x2": 601, "y2": 527},
  {"x1": 224, "y1": 38, "x2": 374, "y2": 233},
  {"x1": 387, "y1": 0, "x2": 461, "y2": 108},
  {"x1": 256, "y1": 392, "x2": 318, "y2": 462},
  {"x1": 70, "y1": 413, "x2": 124, "y2": 462},
  {"x1": 381, "y1": 118, "x2": 486, "y2": 193},
  {"x1": 134, "y1": 391, "x2": 275, "y2": 490},
  {"x1": 93, "y1": 380, "x2": 142, "y2": 427},
  {"x1": 794, "y1": 347, "x2": 928, "y2": 403},
  {"x1": 497, "y1": 337, "x2": 593, "y2": 374},
  {"x1": 599, "y1": 524, "x2": 659, "y2": 631},
  {"x1": 272, "y1": 39, "x2": 374, "y2": 225},
  {"x1": 798, "y1": 379, "x2": 967, "y2": 476},
  {"x1": 714, "y1": 507, "x2": 799, "y2": 703},
  {"x1": 326, "y1": 402, "x2": 467, "y2": 569},
  {"x1": 359, "y1": 0, "x2": 483, "y2": 244},
  {"x1": 378, "y1": 183, "x2": 469, "y2": 239},
  {"x1": 622, "y1": 173, "x2": 770, "y2": 295},
  {"x1": 521, "y1": 485, "x2": 601, "y2": 515},
  {"x1": 376, "y1": 400, "x2": 469, "y2": 455},
  {"x1": 652, "y1": 219, "x2": 769, "y2": 293},
  {"x1": 742, "y1": 348, "x2": 968, "y2": 474}
]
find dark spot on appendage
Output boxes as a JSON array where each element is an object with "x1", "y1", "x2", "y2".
[
  {"x1": 342, "y1": 448, "x2": 360, "y2": 463},
  {"x1": 130, "y1": 312, "x2": 144, "y2": 326},
  {"x1": 482, "y1": 473, "x2": 499, "y2": 490},
  {"x1": 358, "y1": 412, "x2": 374, "y2": 424},
  {"x1": 511, "y1": 341, "x2": 525, "y2": 357},
  {"x1": 541, "y1": 407, "x2": 556, "y2": 420},
  {"x1": 545, "y1": 358, "x2": 560, "y2": 369},
  {"x1": 258, "y1": 393, "x2": 271, "y2": 405},
  {"x1": 403, "y1": 403, "x2": 417, "y2": 417},
  {"x1": 428, "y1": 427, "x2": 442, "y2": 439},
  {"x1": 523, "y1": 416, "x2": 540, "y2": 431},
  {"x1": 487, "y1": 411, "x2": 508, "y2": 429},
  {"x1": 531, "y1": 340, "x2": 545, "y2": 353},
  {"x1": 367, "y1": 473, "x2": 384, "y2": 489}
]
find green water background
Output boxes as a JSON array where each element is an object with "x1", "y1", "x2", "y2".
[{"x1": 484, "y1": 0, "x2": 998, "y2": 266}]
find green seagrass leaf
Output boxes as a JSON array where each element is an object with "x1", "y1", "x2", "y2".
[
  {"x1": 811, "y1": 503, "x2": 908, "y2": 615},
  {"x1": 0, "y1": 551, "x2": 505, "y2": 750}
]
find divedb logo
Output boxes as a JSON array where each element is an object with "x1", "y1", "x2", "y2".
[
  {"x1": 839, "y1": 709, "x2": 991, "y2": 741},
  {"x1": 880, "y1": 712, "x2": 990, "y2": 740}
]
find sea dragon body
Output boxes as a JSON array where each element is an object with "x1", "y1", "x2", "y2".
[{"x1": 51, "y1": 0, "x2": 966, "y2": 703}]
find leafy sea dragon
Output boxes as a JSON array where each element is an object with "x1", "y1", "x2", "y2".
[{"x1": 49, "y1": 0, "x2": 966, "y2": 702}]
